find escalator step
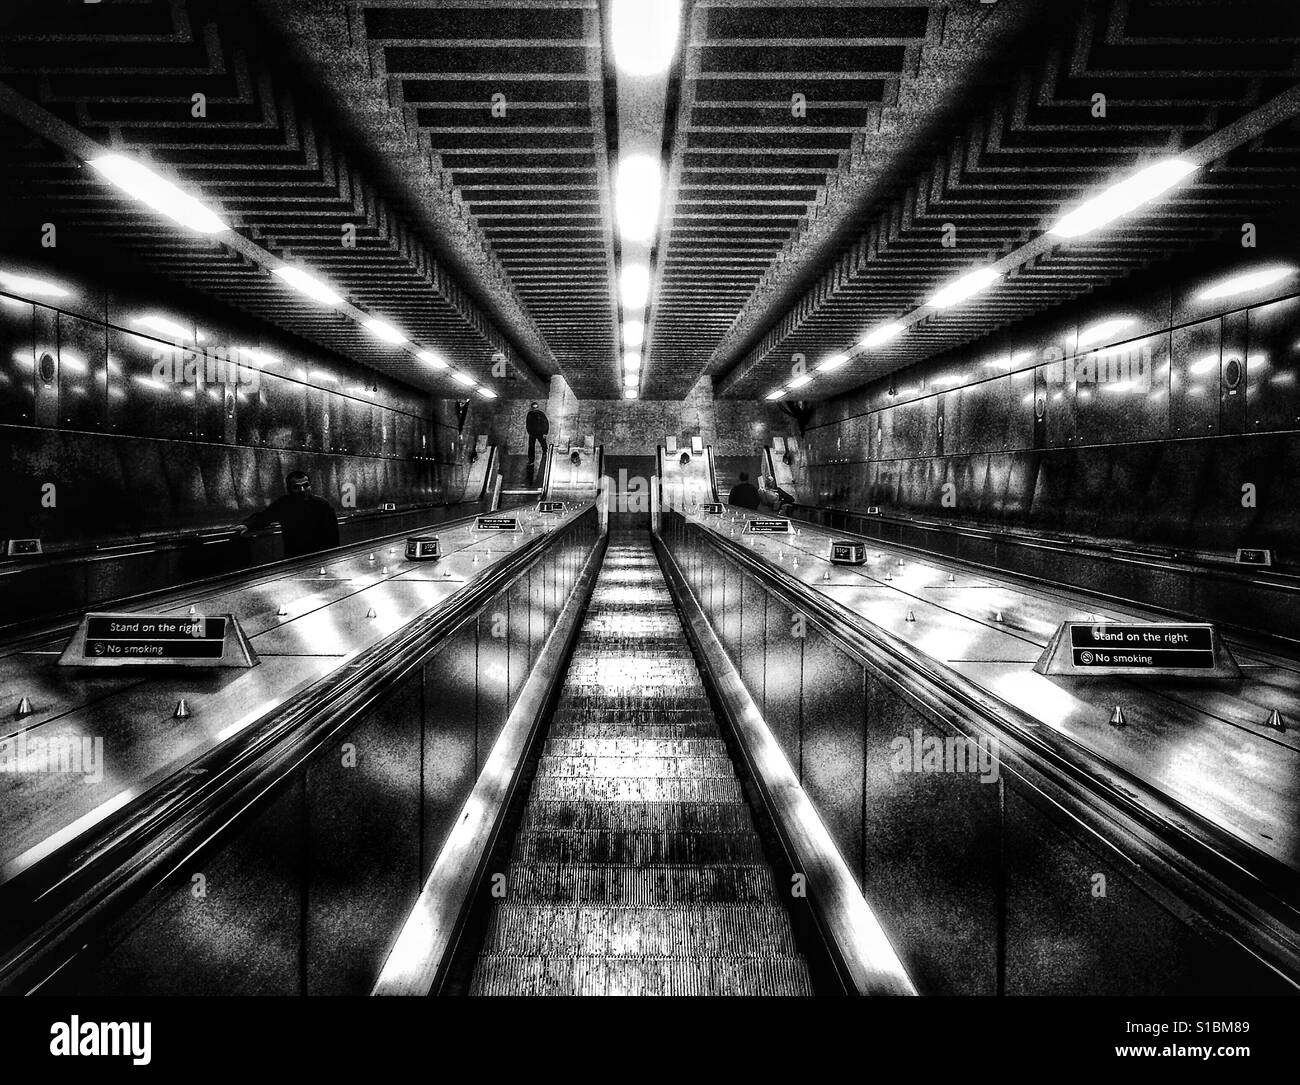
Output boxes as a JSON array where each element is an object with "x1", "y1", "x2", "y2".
[
  {"x1": 502, "y1": 862, "x2": 781, "y2": 905},
  {"x1": 521, "y1": 800, "x2": 754, "y2": 833},
  {"x1": 470, "y1": 538, "x2": 812, "y2": 996},
  {"x1": 480, "y1": 903, "x2": 804, "y2": 957},
  {"x1": 470, "y1": 954, "x2": 814, "y2": 997},
  {"x1": 535, "y1": 754, "x2": 741, "y2": 780},
  {"x1": 542, "y1": 737, "x2": 730, "y2": 759},
  {"x1": 512, "y1": 829, "x2": 769, "y2": 865},
  {"x1": 530, "y1": 772, "x2": 746, "y2": 805}
]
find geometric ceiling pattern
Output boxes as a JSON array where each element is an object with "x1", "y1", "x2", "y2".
[{"x1": 1, "y1": 0, "x2": 1297, "y2": 401}]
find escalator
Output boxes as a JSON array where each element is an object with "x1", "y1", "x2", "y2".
[{"x1": 466, "y1": 535, "x2": 815, "y2": 995}]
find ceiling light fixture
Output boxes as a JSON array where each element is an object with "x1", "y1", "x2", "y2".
[
  {"x1": 928, "y1": 267, "x2": 1001, "y2": 309},
  {"x1": 787, "y1": 374, "x2": 813, "y2": 390},
  {"x1": 817, "y1": 353, "x2": 848, "y2": 373},
  {"x1": 451, "y1": 371, "x2": 476, "y2": 387},
  {"x1": 765, "y1": 388, "x2": 786, "y2": 401},
  {"x1": 1050, "y1": 158, "x2": 1197, "y2": 239},
  {"x1": 416, "y1": 349, "x2": 449, "y2": 370},
  {"x1": 90, "y1": 153, "x2": 229, "y2": 234},
  {"x1": 623, "y1": 320, "x2": 645, "y2": 348},
  {"x1": 620, "y1": 263, "x2": 650, "y2": 308},
  {"x1": 615, "y1": 153, "x2": 664, "y2": 243},
  {"x1": 477, "y1": 387, "x2": 498, "y2": 399},
  {"x1": 610, "y1": 0, "x2": 682, "y2": 77},
  {"x1": 272, "y1": 266, "x2": 343, "y2": 306},
  {"x1": 363, "y1": 318, "x2": 407, "y2": 344},
  {"x1": 859, "y1": 322, "x2": 905, "y2": 348}
]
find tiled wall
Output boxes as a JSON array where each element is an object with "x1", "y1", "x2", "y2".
[
  {"x1": 800, "y1": 255, "x2": 1300, "y2": 556},
  {"x1": 0, "y1": 254, "x2": 462, "y2": 547}
]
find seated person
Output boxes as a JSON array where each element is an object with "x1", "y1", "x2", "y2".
[
  {"x1": 727, "y1": 471, "x2": 762, "y2": 510},
  {"x1": 234, "y1": 470, "x2": 340, "y2": 558}
]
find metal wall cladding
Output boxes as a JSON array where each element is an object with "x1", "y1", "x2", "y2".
[
  {"x1": 800, "y1": 626, "x2": 866, "y2": 886},
  {"x1": 305, "y1": 681, "x2": 422, "y2": 995},
  {"x1": 476, "y1": 594, "x2": 511, "y2": 771},
  {"x1": 1072, "y1": 332, "x2": 1171, "y2": 447},
  {"x1": 426, "y1": 616, "x2": 481, "y2": 875},
  {"x1": 33, "y1": 305, "x2": 59, "y2": 429},
  {"x1": 68, "y1": 778, "x2": 306, "y2": 995},
  {"x1": 864, "y1": 673, "x2": 1000, "y2": 995},
  {"x1": 1170, "y1": 318, "x2": 1221, "y2": 438},
  {"x1": 57, "y1": 313, "x2": 108, "y2": 432},
  {"x1": 107, "y1": 329, "x2": 196, "y2": 440},
  {"x1": 1221, "y1": 309, "x2": 1249, "y2": 435},
  {"x1": 0, "y1": 297, "x2": 35, "y2": 426},
  {"x1": 1246, "y1": 295, "x2": 1300, "y2": 433},
  {"x1": 1002, "y1": 787, "x2": 1284, "y2": 994}
]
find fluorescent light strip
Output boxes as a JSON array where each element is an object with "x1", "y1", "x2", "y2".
[
  {"x1": 787, "y1": 374, "x2": 812, "y2": 390},
  {"x1": 477, "y1": 387, "x2": 498, "y2": 399},
  {"x1": 859, "y1": 322, "x2": 905, "y2": 348},
  {"x1": 623, "y1": 320, "x2": 645, "y2": 348},
  {"x1": 363, "y1": 318, "x2": 407, "y2": 344},
  {"x1": 416, "y1": 350, "x2": 449, "y2": 370},
  {"x1": 1051, "y1": 158, "x2": 1198, "y2": 239},
  {"x1": 273, "y1": 266, "x2": 342, "y2": 306},
  {"x1": 928, "y1": 267, "x2": 1001, "y2": 309},
  {"x1": 817, "y1": 353, "x2": 848, "y2": 373},
  {"x1": 90, "y1": 153, "x2": 228, "y2": 234},
  {"x1": 765, "y1": 388, "x2": 786, "y2": 401},
  {"x1": 451, "y1": 371, "x2": 475, "y2": 387}
]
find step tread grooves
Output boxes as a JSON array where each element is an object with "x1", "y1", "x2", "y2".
[{"x1": 470, "y1": 539, "x2": 812, "y2": 997}]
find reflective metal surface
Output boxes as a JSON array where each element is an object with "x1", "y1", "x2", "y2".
[
  {"x1": 682, "y1": 508, "x2": 1300, "y2": 876},
  {"x1": 0, "y1": 502, "x2": 593, "y2": 884}
]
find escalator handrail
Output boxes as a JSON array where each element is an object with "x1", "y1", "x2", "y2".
[
  {"x1": 0, "y1": 506, "x2": 600, "y2": 994},
  {"x1": 661, "y1": 511, "x2": 1300, "y2": 987}
]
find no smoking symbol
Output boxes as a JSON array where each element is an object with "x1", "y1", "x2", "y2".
[{"x1": 1080, "y1": 650, "x2": 1095, "y2": 664}]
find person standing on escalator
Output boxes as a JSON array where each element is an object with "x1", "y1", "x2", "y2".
[{"x1": 525, "y1": 400, "x2": 549, "y2": 477}]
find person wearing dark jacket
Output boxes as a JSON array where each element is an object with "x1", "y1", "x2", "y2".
[
  {"x1": 235, "y1": 470, "x2": 340, "y2": 558},
  {"x1": 728, "y1": 472, "x2": 762, "y2": 510},
  {"x1": 525, "y1": 401, "x2": 549, "y2": 472}
]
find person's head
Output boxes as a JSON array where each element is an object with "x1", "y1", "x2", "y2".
[
  {"x1": 530, "y1": 401, "x2": 539, "y2": 410},
  {"x1": 286, "y1": 470, "x2": 312, "y2": 496},
  {"x1": 570, "y1": 450, "x2": 581, "y2": 465},
  {"x1": 679, "y1": 451, "x2": 690, "y2": 467},
  {"x1": 739, "y1": 472, "x2": 749, "y2": 483}
]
